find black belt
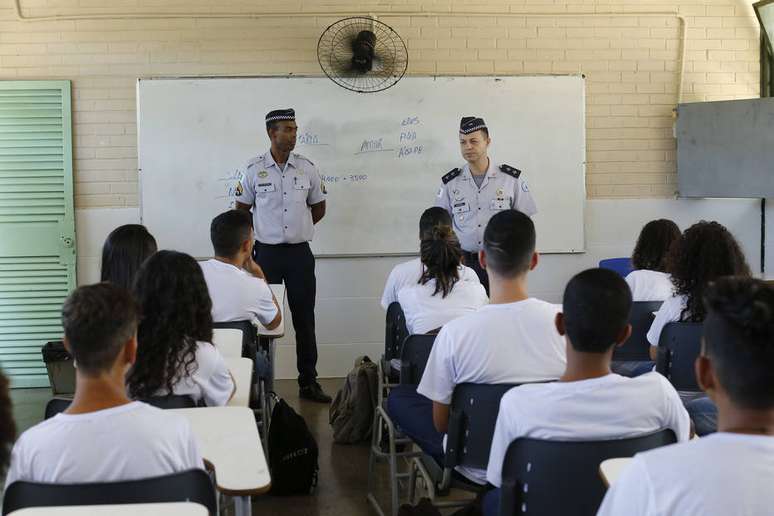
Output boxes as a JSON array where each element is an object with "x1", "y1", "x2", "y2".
[{"x1": 255, "y1": 241, "x2": 308, "y2": 248}]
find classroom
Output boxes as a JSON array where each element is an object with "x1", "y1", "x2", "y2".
[{"x1": 0, "y1": 1, "x2": 773, "y2": 515}]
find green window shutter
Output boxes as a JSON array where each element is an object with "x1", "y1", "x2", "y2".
[{"x1": 0, "y1": 81, "x2": 76, "y2": 388}]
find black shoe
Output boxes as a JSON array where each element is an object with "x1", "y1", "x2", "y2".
[{"x1": 299, "y1": 382, "x2": 332, "y2": 403}]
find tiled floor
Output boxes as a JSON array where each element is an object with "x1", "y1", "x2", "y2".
[{"x1": 10, "y1": 378, "x2": 405, "y2": 516}]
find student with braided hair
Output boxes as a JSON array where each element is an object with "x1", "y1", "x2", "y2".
[{"x1": 398, "y1": 222, "x2": 487, "y2": 334}]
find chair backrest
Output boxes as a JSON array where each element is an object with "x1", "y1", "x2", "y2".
[
  {"x1": 445, "y1": 383, "x2": 520, "y2": 471},
  {"x1": 598, "y1": 258, "x2": 633, "y2": 278},
  {"x1": 45, "y1": 395, "x2": 197, "y2": 420},
  {"x1": 212, "y1": 320, "x2": 257, "y2": 359},
  {"x1": 655, "y1": 321, "x2": 703, "y2": 392},
  {"x1": 499, "y1": 429, "x2": 676, "y2": 516},
  {"x1": 2, "y1": 469, "x2": 217, "y2": 515},
  {"x1": 385, "y1": 302, "x2": 409, "y2": 362},
  {"x1": 612, "y1": 301, "x2": 663, "y2": 362},
  {"x1": 399, "y1": 334, "x2": 436, "y2": 385},
  {"x1": 212, "y1": 328, "x2": 244, "y2": 359}
]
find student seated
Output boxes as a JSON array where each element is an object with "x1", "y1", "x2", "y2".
[
  {"x1": 483, "y1": 269, "x2": 690, "y2": 516},
  {"x1": 381, "y1": 207, "x2": 481, "y2": 310},
  {"x1": 200, "y1": 210, "x2": 281, "y2": 328},
  {"x1": 100, "y1": 224, "x2": 157, "y2": 290},
  {"x1": 4, "y1": 284, "x2": 203, "y2": 486},
  {"x1": 647, "y1": 221, "x2": 750, "y2": 362},
  {"x1": 598, "y1": 277, "x2": 774, "y2": 516},
  {"x1": 398, "y1": 223, "x2": 487, "y2": 334},
  {"x1": 128, "y1": 251, "x2": 235, "y2": 407},
  {"x1": 625, "y1": 219, "x2": 680, "y2": 302},
  {"x1": 387, "y1": 210, "x2": 566, "y2": 484}
]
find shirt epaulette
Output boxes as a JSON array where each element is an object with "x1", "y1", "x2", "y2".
[
  {"x1": 499, "y1": 164, "x2": 522, "y2": 179},
  {"x1": 442, "y1": 168, "x2": 461, "y2": 184},
  {"x1": 293, "y1": 153, "x2": 314, "y2": 167}
]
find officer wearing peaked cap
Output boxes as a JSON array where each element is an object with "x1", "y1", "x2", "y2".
[
  {"x1": 235, "y1": 108, "x2": 331, "y2": 403},
  {"x1": 435, "y1": 116, "x2": 537, "y2": 292}
]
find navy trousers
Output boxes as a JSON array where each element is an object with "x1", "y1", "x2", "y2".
[
  {"x1": 386, "y1": 385, "x2": 444, "y2": 463},
  {"x1": 253, "y1": 241, "x2": 318, "y2": 387}
]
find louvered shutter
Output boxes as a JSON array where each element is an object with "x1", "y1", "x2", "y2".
[{"x1": 0, "y1": 81, "x2": 76, "y2": 388}]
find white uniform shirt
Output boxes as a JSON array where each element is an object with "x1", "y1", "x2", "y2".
[
  {"x1": 625, "y1": 270, "x2": 674, "y2": 302},
  {"x1": 397, "y1": 276, "x2": 488, "y2": 334},
  {"x1": 157, "y1": 341, "x2": 234, "y2": 406},
  {"x1": 236, "y1": 151, "x2": 326, "y2": 244},
  {"x1": 435, "y1": 159, "x2": 537, "y2": 253},
  {"x1": 4, "y1": 401, "x2": 203, "y2": 487},
  {"x1": 486, "y1": 372, "x2": 691, "y2": 487},
  {"x1": 646, "y1": 294, "x2": 688, "y2": 346},
  {"x1": 597, "y1": 432, "x2": 774, "y2": 516},
  {"x1": 417, "y1": 298, "x2": 566, "y2": 484},
  {"x1": 199, "y1": 259, "x2": 277, "y2": 325},
  {"x1": 380, "y1": 258, "x2": 480, "y2": 310}
]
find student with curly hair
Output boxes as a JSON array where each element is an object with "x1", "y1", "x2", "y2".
[
  {"x1": 625, "y1": 219, "x2": 681, "y2": 302},
  {"x1": 5, "y1": 284, "x2": 202, "y2": 486},
  {"x1": 598, "y1": 278, "x2": 774, "y2": 516},
  {"x1": 397, "y1": 222, "x2": 487, "y2": 334},
  {"x1": 128, "y1": 251, "x2": 235, "y2": 406},
  {"x1": 647, "y1": 221, "x2": 750, "y2": 361},
  {"x1": 100, "y1": 224, "x2": 157, "y2": 291}
]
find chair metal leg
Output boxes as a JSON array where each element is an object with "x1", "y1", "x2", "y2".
[{"x1": 234, "y1": 495, "x2": 252, "y2": 516}]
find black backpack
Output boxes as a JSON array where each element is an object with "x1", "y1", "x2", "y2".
[{"x1": 267, "y1": 396, "x2": 319, "y2": 495}]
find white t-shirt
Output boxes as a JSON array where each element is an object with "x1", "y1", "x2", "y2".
[
  {"x1": 485, "y1": 372, "x2": 691, "y2": 488},
  {"x1": 397, "y1": 277, "x2": 488, "y2": 334},
  {"x1": 4, "y1": 401, "x2": 203, "y2": 488},
  {"x1": 646, "y1": 294, "x2": 688, "y2": 346},
  {"x1": 625, "y1": 270, "x2": 674, "y2": 302},
  {"x1": 157, "y1": 341, "x2": 234, "y2": 406},
  {"x1": 199, "y1": 259, "x2": 277, "y2": 325},
  {"x1": 380, "y1": 257, "x2": 480, "y2": 310},
  {"x1": 417, "y1": 298, "x2": 567, "y2": 484},
  {"x1": 597, "y1": 432, "x2": 774, "y2": 516}
]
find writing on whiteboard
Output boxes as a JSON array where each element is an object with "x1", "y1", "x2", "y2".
[
  {"x1": 401, "y1": 116, "x2": 420, "y2": 126},
  {"x1": 321, "y1": 174, "x2": 369, "y2": 184},
  {"x1": 398, "y1": 145, "x2": 423, "y2": 158},
  {"x1": 298, "y1": 132, "x2": 327, "y2": 146}
]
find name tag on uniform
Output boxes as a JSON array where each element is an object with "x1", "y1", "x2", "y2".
[
  {"x1": 452, "y1": 202, "x2": 470, "y2": 214},
  {"x1": 293, "y1": 177, "x2": 311, "y2": 190},
  {"x1": 257, "y1": 182, "x2": 276, "y2": 193},
  {"x1": 490, "y1": 198, "x2": 510, "y2": 210}
]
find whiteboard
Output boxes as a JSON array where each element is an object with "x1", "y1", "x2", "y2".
[{"x1": 138, "y1": 76, "x2": 585, "y2": 256}]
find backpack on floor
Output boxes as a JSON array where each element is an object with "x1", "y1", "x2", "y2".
[
  {"x1": 267, "y1": 395, "x2": 319, "y2": 495},
  {"x1": 329, "y1": 355, "x2": 378, "y2": 444}
]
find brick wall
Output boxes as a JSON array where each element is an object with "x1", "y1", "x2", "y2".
[{"x1": 0, "y1": 0, "x2": 760, "y2": 206}]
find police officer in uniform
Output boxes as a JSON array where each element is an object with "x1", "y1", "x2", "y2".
[
  {"x1": 235, "y1": 108, "x2": 331, "y2": 403},
  {"x1": 435, "y1": 116, "x2": 537, "y2": 292}
]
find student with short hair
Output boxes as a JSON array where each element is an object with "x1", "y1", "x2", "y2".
[
  {"x1": 128, "y1": 251, "x2": 235, "y2": 407},
  {"x1": 647, "y1": 221, "x2": 750, "y2": 361},
  {"x1": 381, "y1": 207, "x2": 481, "y2": 310},
  {"x1": 598, "y1": 277, "x2": 774, "y2": 516},
  {"x1": 388, "y1": 210, "x2": 566, "y2": 484},
  {"x1": 200, "y1": 210, "x2": 281, "y2": 329},
  {"x1": 4, "y1": 284, "x2": 203, "y2": 486},
  {"x1": 100, "y1": 224, "x2": 157, "y2": 291},
  {"x1": 625, "y1": 219, "x2": 680, "y2": 302},
  {"x1": 398, "y1": 223, "x2": 487, "y2": 334},
  {"x1": 483, "y1": 269, "x2": 690, "y2": 516}
]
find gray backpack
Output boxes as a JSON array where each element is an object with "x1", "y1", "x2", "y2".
[{"x1": 329, "y1": 355, "x2": 378, "y2": 444}]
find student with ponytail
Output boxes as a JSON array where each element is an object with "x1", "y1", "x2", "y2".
[{"x1": 397, "y1": 223, "x2": 487, "y2": 334}]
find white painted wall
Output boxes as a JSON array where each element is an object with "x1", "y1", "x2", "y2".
[{"x1": 75, "y1": 198, "x2": 772, "y2": 380}]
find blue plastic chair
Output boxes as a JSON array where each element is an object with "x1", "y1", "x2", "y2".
[{"x1": 598, "y1": 258, "x2": 633, "y2": 278}]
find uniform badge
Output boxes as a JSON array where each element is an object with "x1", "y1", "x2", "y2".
[
  {"x1": 321, "y1": 182, "x2": 327, "y2": 194},
  {"x1": 453, "y1": 189, "x2": 463, "y2": 201},
  {"x1": 496, "y1": 187, "x2": 504, "y2": 198},
  {"x1": 436, "y1": 187, "x2": 443, "y2": 198},
  {"x1": 258, "y1": 170, "x2": 269, "y2": 178},
  {"x1": 235, "y1": 182, "x2": 243, "y2": 197},
  {"x1": 521, "y1": 182, "x2": 529, "y2": 192}
]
